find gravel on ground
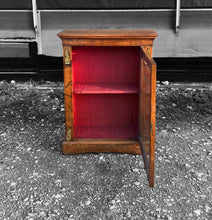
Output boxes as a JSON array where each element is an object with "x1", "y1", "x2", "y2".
[{"x1": 0, "y1": 80, "x2": 211, "y2": 220}]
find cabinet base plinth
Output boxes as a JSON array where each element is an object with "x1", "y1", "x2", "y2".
[{"x1": 63, "y1": 139, "x2": 142, "y2": 155}]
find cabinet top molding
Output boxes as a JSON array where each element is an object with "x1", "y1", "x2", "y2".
[{"x1": 57, "y1": 29, "x2": 158, "y2": 39}]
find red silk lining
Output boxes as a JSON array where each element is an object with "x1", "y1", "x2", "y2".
[{"x1": 72, "y1": 46, "x2": 139, "y2": 139}]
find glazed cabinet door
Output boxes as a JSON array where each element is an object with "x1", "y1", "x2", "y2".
[{"x1": 139, "y1": 46, "x2": 156, "y2": 187}]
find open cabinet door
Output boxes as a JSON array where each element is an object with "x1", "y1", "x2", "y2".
[{"x1": 139, "y1": 46, "x2": 156, "y2": 187}]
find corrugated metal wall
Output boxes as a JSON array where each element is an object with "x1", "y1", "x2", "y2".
[
  {"x1": 41, "y1": 11, "x2": 212, "y2": 57},
  {"x1": 0, "y1": 0, "x2": 212, "y2": 57}
]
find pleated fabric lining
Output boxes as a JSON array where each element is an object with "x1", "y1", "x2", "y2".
[{"x1": 72, "y1": 46, "x2": 139, "y2": 139}]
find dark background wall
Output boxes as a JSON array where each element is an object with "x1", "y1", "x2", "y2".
[{"x1": 1, "y1": 0, "x2": 212, "y2": 9}]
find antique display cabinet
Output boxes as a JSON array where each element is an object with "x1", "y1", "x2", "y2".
[{"x1": 58, "y1": 29, "x2": 157, "y2": 186}]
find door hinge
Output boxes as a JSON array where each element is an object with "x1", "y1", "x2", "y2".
[{"x1": 146, "y1": 46, "x2": 151, "y2": 55}]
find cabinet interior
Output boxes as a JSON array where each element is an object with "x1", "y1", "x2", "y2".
[{"x1": 72, "y1": 46, "x2": 140, "y2": 139}]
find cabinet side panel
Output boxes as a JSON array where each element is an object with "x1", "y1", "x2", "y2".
[
  {"x1": 150, "y1": 63, "x2": 156, "y2": 187},
  {"x1": 63, "y1": 46, "x2": 73, "y2": 141}
]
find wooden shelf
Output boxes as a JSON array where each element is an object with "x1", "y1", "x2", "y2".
[{"x1": 73, "y1": 83, "x2": 139, "y2": 94}]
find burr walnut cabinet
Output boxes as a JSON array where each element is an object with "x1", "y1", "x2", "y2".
[{"x1": 58, "y1": 29, "x2": 157, "y2": 187}]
